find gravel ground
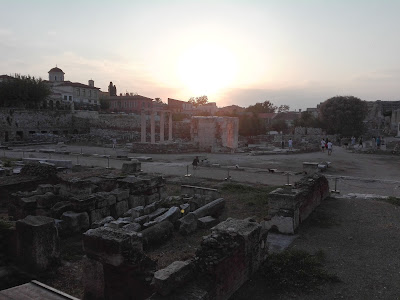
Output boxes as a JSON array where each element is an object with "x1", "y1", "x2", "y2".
[{"x1": 232, "y1": 196, "x2": 400, "y2": 299}]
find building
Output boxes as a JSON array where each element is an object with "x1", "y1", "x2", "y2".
[
  {"x1": 168, "y1": 98, "x2": 193, "y2": 113},
  {"x1": 45, "y1": 67, "x2": 100, "y2": 109},
  {"x1": 106, "y1": 93, "x2": 154, "y2": 113},
  {"x1": 196, "y1": 102, "x2": 218, "y2": 115},
  {"x1": 218, "y1": 105, "x2": 245, "y2": 115},
  {"x1": 0, "y1": 75, "x2": 15, "y2": 83}
]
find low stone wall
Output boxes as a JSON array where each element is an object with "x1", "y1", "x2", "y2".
[
  {"x1": 82, "y1": 217, "x2": 268, "y2": 300},
  {"x1": 263, "y1": 173, "x2": 329, "y2": 234}
]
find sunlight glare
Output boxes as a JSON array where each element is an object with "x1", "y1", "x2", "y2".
[{"x1": 177, "y1": 43, "x2": 237, "y2": 95}]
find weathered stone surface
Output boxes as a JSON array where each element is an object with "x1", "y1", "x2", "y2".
[
  {"x1": 134, "y1": 215, "x2": 149, "y2": 225},
  {"x1": 36, "y1": 184, "x2": 55, "y2": 194},
  {"x1": 123, "y1": 206, "x2": 144, "y2": 219},
  {"x1": 19, "y1": 196, "x2": 37, "y2": 210},
  {"x1": 111, "y1": 200, "x2": 129, "y2": 219},
  {"x1": 198, "y1": 216, "x2": 219, "y2": 229},
  {"x1": 129, "y1": 195, "x2": 145, "y2": 208},
  {"x1": 154, "y1": 207, "x2": 181, "y2": 224},
  {"x1": 92, "y1": 216, "x2": 115, "y2": 229},
  {"x1": 141, "y1": 221, "x2": 174, "y2": 248},
  {"x1": 122, "y1": 222, "x2": 141, "y2": 232},
  {"x1": 51, "y1": 201, "x2": 73, "y2": 219},
  {"x1": 178, "y1": 213, "x2": 198, "y2": 235},
  {"x1": 153, "y1": 260, "x2": 194, "y2": 296},
  {"x1": 83, "y1": 227, "x2": 143, "y2": 266},
  {"x1": 192, "y1": 198, "x2": 225, "y2": 219},
  {"x1": 148, "y1": 208, "x2": 168, "y2": 221},
  {"x1": 61, "y1": 211, "x2": 90, "y2": 233},
  {"x1": 121, "y1": 161, "x2": 142, "y2": 174},
  {"x1": 36, "y1": 192, "x2": 57, "y2": 209},
  {"x1": 16, "y1": 215, "x2": 60, "y2": 272},
  {"x1": 146, "y1": 193, "x2": 160, "y2": 204},
  {"x1": 110, "y1": 189, "x2": 130, "y2": 202},
  {"x1": 144, "y1": 202, "x2": 158, "y2": 215},
  {"x1": 71, "y1": 196, "x2": 96, "y2": 212},
  {"x1": 90, "y1": 207, "x2": 111, "y2": 224},
  {"x1": 106, "y1": 219, "x2": 131, "y2": 229},
  {"x1": 83, "y1": 257, "x2": 105, "y2": 300}
]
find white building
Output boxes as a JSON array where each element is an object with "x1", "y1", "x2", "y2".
[{"x1": 46, "y1": 67, "x2": 100, "y2": 109}]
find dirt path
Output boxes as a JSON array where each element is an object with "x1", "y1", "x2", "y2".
[{"x1": 232, "y1": 196, "x2": 400, "y2": 299}]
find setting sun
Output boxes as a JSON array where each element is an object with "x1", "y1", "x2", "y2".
[{"x1": 177, "y1": 43, "x2": 237, "y2": 95}]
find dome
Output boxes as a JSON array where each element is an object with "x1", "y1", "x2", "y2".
[{"x1": 48, "y1": 67, "x2": 64, "y2": 74}]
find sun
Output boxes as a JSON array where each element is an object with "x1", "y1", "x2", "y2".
[{"x1": 177, "y1": 43, "x2": 237, "y2": 95}]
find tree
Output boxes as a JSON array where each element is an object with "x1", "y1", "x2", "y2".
[
  {"x1": 319, "y1": 96, "x2": 368, "y2": 136},
  {"x1": 271, "y1": 119, "x2": 288, "y2": 132},
  {"x1": 246, "y1": 100, "x2": 277, "y2": 113},
  {"x1": 100, "y1": 98, "x2": 110, "y2": 111},
  {"x1": 154, "y1": 97, "x2": 163, "y2": 104},
  {"x1": 238, "y1": 113, "x2": 266, "y2": 136},
  {"x1": 278, "y1": 105, "x2": 290, "y2": 113},
  {"x1": 0, "y1": 74, "x2": 50, "y2": 108},
  {"x1": 188, "y1": 95, "x2": 208, "y2": 107},
  {"x1": 294, "y1": 111, "x2": 322, "y2": 128}
]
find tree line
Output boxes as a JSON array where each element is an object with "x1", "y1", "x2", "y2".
[{"x1": 0, "y1": 74, "x2": 50, "y2": 108}]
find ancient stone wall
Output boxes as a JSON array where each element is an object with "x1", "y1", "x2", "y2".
[
  {"x1": 191, "y1": 116, "x2": 239, "y2": 152},
  {"x1": 263, "y1": 173, "x2": 329, "y2": 234}
]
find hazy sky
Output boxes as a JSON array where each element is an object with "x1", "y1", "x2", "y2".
[{"x1": 1, "y1": 0, "x2": 399, "y2": 109}]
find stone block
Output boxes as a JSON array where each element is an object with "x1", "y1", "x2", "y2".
[
  {"x1": 71, "y1": 196, "x2": 96, "y2": 212},
  {"x1": 123, "y1": 206, "x2": 144, "y2": 219},
  {"x1": 110, "y1": 189, "x2": 130, "y2": 202},
  {"x1": 178, "y1": 213, "x2": 198, "y2": 235},
  {"x1": 144, "y1": 202, "x2": 158, "y2": 215},
  {"x1": 198, "y1": 216, "x2": 219, "y2": 229},
  {"x1": 19, "y1": 196, "x2": 38, "y2": 210},
  {"x1": 61, "y1": 211, "x2": 90, "y2": 234},
  {"x1": 134, "y1": 215, "x2": 149, "y2": 225},
  {"x1": 90, "y1": 207, "x2": 111, "y2": 224},
  {"x1": 92, "y1": 216, "x2": 115, "y2": 229},
  {"x1": 121, "y1": 161, "x2": 141, "y2": 174},
  {"x1": 111, "y1": 200, "x2": 129, "y2": 218},
  {"x1": 129, "y1": 195, "x2": 145, "y2": 208},
  {"x1": 83, "y1": 257, "x2": 105, "y2": 300},
  {"x1": 83, "y1": 227, "x2": 143, "y2": 266},
  {"x1": 154, "y1": 207, "x2": 181, "y2": 224},
  {"x1": 37, "y1": 184, "x2": 54, "y2": 194},
  {"x1": 148, "y1": 208, "x2": 168, "y2": 221},
  {"x1": 146, "y1": 193, "x2": 160, "y2": 205},
  {"x1": 36, "y1": 192, "x2": 57, "y2": 209},
  {"x1": 192, "y1": 198, "x2": 225, "y2": 219},
  {"x1": 153, "y1": 260, "x2": 194, "y2": 296},
  {"x1": 122, "y1": 222, "x2": 141, "y2": 232},
  {"x1": 16, "y1": 215, "x2": 60, "y2": 272},
  {"x1": 141, "y1": 221, "x2": 174, "y2": 248}
]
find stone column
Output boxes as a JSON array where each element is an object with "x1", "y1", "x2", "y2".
[
  {"x1": 160, "y1": 112, "x2": 165, "y2": 143},
  {"x1": 168, "y1": 112, "x2": 173, "y2": 141},
  {"x1": 141, "y1": 110, "x2": 146, "y2": 143},
  {"x1": 151, "y1": 111, "x2": 156, "y2": 144}
]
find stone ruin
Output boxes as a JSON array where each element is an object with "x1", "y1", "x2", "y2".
[
  {"x1": 263, "y1": 173, "x2": 330, "y2": 234},
  {"x1": 1, "y1": 162, "x2": 331, "y2": 299}
]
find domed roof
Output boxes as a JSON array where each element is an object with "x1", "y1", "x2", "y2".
[{"x1": 48, "y1": 67, "x2": 64, "y2": 74}]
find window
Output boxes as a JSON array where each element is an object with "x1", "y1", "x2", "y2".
[
  {"x1": 94, "y1": 91, "x2": 97, "y2": 98},
  {"x1": 69, "y1": 96, "x2": 72, "y2": 101},
  {"x1": 64, "y1": 95, "x2": 67, "y2": 100},
  {"x1": 83, "y1": 89, "x2": 86, "y2": 96},
  {"x1": 55, "y1": 76, "x2": 57, "y2": 81},
  {"x1": 94, "y1": 100, "x2": 97, "y2": 104},
  {"x1": 89, "y1": 100, "x2": 92, "y2": 103},
  {"x1": 76, "y1": 88, "x2": 80, "y2": 96},
  {"x1": 89, "y1": 90, "x2": 92, "y2": 97}
]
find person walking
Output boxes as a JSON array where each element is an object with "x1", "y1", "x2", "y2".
[
  {"x1": 321, "y1": 139, "x2": 326, "y2": 152},
  {"x1": 359, "y1": 136, "x2": 363, "y2": 148},
  {"x1": 192, "y1": 156, "x2": 199, "y2": 170},
  {"x1": 288, "y1": 138, "x2": 293, "y2": 151},
  {"x1": 327, "y1": 140, "x2": 333, "y2": 155}
]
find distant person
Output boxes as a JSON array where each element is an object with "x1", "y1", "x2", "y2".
[
  {"x1": 327, "y1": 140, "x2": 333, "y2": 155},
  {"x1": 325, "y1": 139, "x2": 328, "y2": 150},
  {"x1": 351, "y1": 136, "x2": 356, "y2": 147},
  {"x1": 112, "y1": 138, "x2": 117, "y2": 149},
  {"x1": 321, "y1": 139, "x2": 326, "y2": 152},
  {"x1": 288, "y1": 138, "x2": 293, "y2": 151},
  {"x1": 376, "y1": 136, "x2": 381, "y2": 149},
  {"x1": 192, "y1": 156, "x2": 199, "y2": 170},
  {"x1": 359, "y1": 136, "x2": 363, "y2": 148}
]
